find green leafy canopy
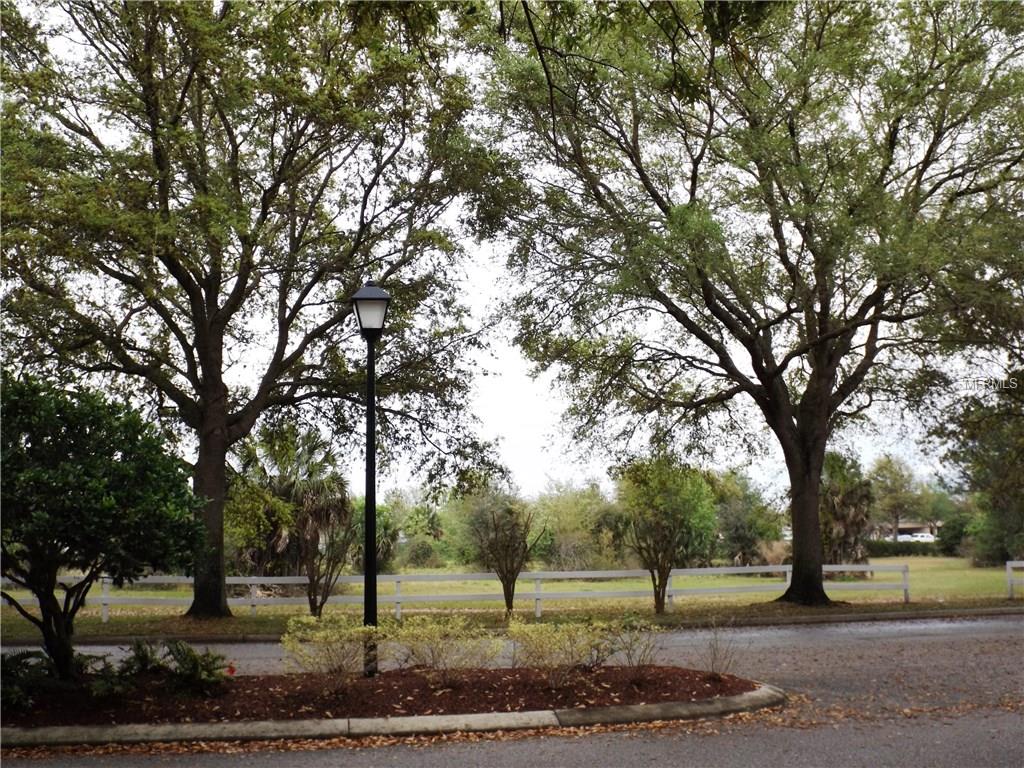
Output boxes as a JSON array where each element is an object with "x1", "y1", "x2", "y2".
[{"x1": 1, "y1": 372, "x2": 201, "y2": 588}]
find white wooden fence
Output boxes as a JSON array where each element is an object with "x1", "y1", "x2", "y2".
[
  {"x1": 2, "y1": 563, "x2": 911, "y2": 622},
  {"x1": 1007, "y1": 561, "x2": 1024, "y2": 599}
]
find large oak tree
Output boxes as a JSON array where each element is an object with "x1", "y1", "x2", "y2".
[
  {"x1": 488, "y1": 1, "x2": 1024, "y2": 602},
  {"x1": 2, "y1": 2, "x2": 502, "y2": 615}
]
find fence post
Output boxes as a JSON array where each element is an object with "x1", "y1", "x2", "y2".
[
  {"x1": 249, "y1": 583, "x2": 258, "y2": 617},
  {"x1": 534, "y1": 578, "x2": 542, "y2": 619},
  {"x1": 395, "y1": 579, "x2": 402, "y2": 620},
  {"x1": 666, "y1": 574, "x2": 674, "y2": 609},
  {"x1": 902, "y1": 565, "x2": 910, "y2": 604},
  {"x1": 785, "y1": 565, "x2": 792, "y2": 585},
  {"x1": 1008, "y1": 562, "x2": 1015, "y2": 600},
  {"x1": 101, "y1": 577, "x2": 110, "y2": 624}
]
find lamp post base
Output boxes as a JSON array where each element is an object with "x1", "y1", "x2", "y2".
[{"x1": 363, "y1": 638, "x2": 378, "y2": 678}]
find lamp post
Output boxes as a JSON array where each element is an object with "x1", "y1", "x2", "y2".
[{"x1": 350, "y1": 279, "x2": 390, "y2": 677}]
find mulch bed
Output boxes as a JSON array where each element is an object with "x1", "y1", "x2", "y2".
[{"x1": 6, "y1": 667, "x2": 755, "y2": 728}]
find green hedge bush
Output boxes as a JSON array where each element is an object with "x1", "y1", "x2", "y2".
[
  {"x1": 865, "y1": 539, "x2": 939, "y2": 557},
  {"x1": 281, "y1": 615, "x2": 381, "y2": 680},
  {"x1": 508, "y1": 619, "x2": 613, "y2": 688},
  {"x1": 280, "y1": 616, "x2": 668, "y2": 691},
  {"x1": 391, "y1": 615, "x2": 501, "y2": 686}
]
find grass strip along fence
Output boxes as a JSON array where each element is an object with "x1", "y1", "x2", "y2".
[{"x1": 2, "y1": 563, "x2": 911, "y2": 623}]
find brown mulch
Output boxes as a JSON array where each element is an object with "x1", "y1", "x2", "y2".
[{"x1": 6, "y1": 666, "x2": 755, "y2": 729}]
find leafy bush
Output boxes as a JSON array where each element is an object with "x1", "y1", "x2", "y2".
[
  {"x1": 227, "y1": 424, "x2": 358, "y2": 617},
  {"x1": 391, "y1": 615, "x2": 501, "y2": 687},
  {"x1": 865, "y1": 539, "x2": 939, "y2": 557},
  {"x1": 1, "y1": 641, "x2": 235, "y2": 709},
  {"x1": 532, "y1": 482, "x2": 623, "y2": 570},
  {"x1": 281, "y1": 615, "x2": 380, "y2": 681},
  {"x1": 354, "y1": 501, "x2": 400, "y2": 574},
  {"x1": 508, "y1": 619, "x2": 612, "y2": 688},
  {"x1": 964, "y1": 514, "x2": 1024, "y2": 566},
  {"x1": 162, "y1": 640, "x2": 230, "y2": 697},
  {"x1": 713, "y1": 470, "x2": 782, "y2": 566},
  {"x1": 819, "y1": 452, "x2": 872, "y2": 565},
  {"x1": 117, "y1": 639, "x2": 167, "y2": 677},
  {"x1": 401, "y1": 536, "x2": 441, "y2": 568},
  {"x1": 1, "y1": 651, "x2": 56, "y2": 712},
  {"x1": 84, "y1": 656, "x2": 133, "y2": 699},
  {"x1": 935, "y1": 512, "x2": 971, "y2": 556}
]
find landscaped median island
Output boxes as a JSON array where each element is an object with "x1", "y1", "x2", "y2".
[
  {"x1": 1, "y1": 616, "x2": 778, "y2": 743},
  {"x1": 3, "y1": 665, "x2": 758, "y2": 728}
]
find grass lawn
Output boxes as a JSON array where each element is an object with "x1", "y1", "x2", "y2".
[{"x1": 1, "y1": 557, "x2": 1016, "y2": 644}]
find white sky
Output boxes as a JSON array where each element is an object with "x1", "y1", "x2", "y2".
[{"x1": 365, "y1": 249, "x2": 617, "y2": 500}]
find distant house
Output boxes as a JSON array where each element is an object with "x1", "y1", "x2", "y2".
[{"x1": 869, "y1": 519, "x2": 943, "y2": 540}]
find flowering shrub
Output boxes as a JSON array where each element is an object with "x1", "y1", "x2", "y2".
[
  {"x1": 281, "y1": 615, "x2": 381, "y2": 682},
  {"x1": 391, "y1": 615, "x2": 501, "y2": 687},
  {"x1": 507, "y1": 619, "x2": 613, "y2": 688}
]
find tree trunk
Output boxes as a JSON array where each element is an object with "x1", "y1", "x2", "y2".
[
  {"x1": 779, "y1": 468, "x2": 832, "y2": 605},
  {"x1": 308, "y1": 595, "x2": 323, "y2": 618},
  {"x1": 306, "y1": 573, "x2": 322, "y2": 617},
  {"x1": 39, "y1": 594, "x2": 76, "y2": 680},
  {"x1": 500, "y1": 576, "x2": 516, "y2": 616},
  {"x1": 186, "y1": 399, "x2": 232, "y2": 618},
  {"x1": 773, "y1": 394, "x2": 832, "y2": 606},
  {"x1": 650, "y1": 569, "x2": 668, "y2": 615}
]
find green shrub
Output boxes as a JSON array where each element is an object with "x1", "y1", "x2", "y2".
[
  {"x1": 1, "y1": 641, "x2": 234, "y2": 709},
  {"x1": 1, "y1": 651, "x2": 56, "y2": 712},
  {"x1": 117, "y1": 639, "x2": 167, "y2": 677},
  {"x1": 865, "y1": 539, "x2": 939, "y2": 557},
  {"x1": 162, "y1": 640, "x2": 229, "y2": 697},
  {"x1": 964, "y1": 514, "x2": 1024, "y2": 565},
  {"x1": 402, "y1": 536, "x2": 440, "y2": 568},
  {"x1": 392, "y1": 615, "x2": 501, "y2": 687},
  {"x1": 936, "y1": 512, "x2": 973, "y2": 556},
  {"x1": 84, "y1": 656, "x2": 133, "y2": 699},
  {"x1": 508, "y1": 619, "x2": 612, "y2": 688},
  {"x1": 281, "y1": 615, "x2": 381, "y2": 680}
]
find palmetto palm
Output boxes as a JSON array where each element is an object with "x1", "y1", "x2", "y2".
[
  {"x1": 820, "y1": 453, "x2": 873, "y2": 566},
  {"x1": 234, "y1": 424, "x2": 356, "y2": 617}
]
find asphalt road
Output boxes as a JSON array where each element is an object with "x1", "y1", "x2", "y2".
[
  {"x1": 10, "y1": 710, "x2": 1018, "y2": 768},
  {"x1": 4, "y1": 616, "x2": 1023, "y2": 768}
]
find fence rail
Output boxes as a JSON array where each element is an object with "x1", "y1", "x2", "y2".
[
  {"x1": 2, "y1": 563, "x2": 912, "y2": 622},
  {"x1": 1007, "y1": 561, "x2": 1024, "y2": 599}
]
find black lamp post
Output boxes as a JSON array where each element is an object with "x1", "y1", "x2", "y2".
[{"x1": 350, "y1": 279, "x2": 390, "y2": 677}]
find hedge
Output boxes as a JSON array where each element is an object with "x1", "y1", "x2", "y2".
[{"x1": 865, "y1": 540, "x2": 939, "y2": 557}]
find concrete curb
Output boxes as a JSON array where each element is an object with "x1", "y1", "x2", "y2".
[
  {"x1": 0, "y1": 683, "x2": 785, "y2": 747},
  {"x1": 11, "y1": 606, "x2": 1019, "y2": 647},
  {"x1": 553, "y1": 683, "x2": 785, "y2": 727}
]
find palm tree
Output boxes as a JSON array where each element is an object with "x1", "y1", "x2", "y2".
[
  {"x1": 231, "y1": 423, "x2": 356, "y2": 617},
  {"x1": 820, "y1": 452, "x2": 873, "y2": 565}
]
